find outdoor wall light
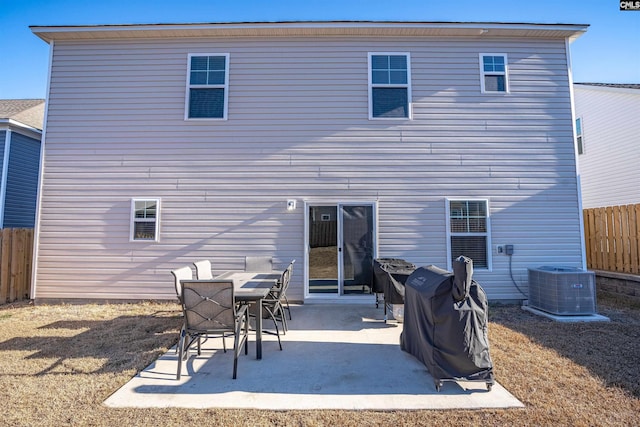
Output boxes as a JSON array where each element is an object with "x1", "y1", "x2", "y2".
[{"x1": 286, "y1": 199, "x2": 297, "y2": 211}]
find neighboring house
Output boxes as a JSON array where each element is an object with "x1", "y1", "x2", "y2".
[
  {"x1": 30, "y1": 21, "x2": 588, "y2": 303},
  {"x1": 573, "y1": 83, "x2": 640, "y2": 209},
  {"x1": 0, "y1": 99, "x2": 44, "y2": 228}
]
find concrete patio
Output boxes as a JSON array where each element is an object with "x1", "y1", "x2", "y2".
[{"x1": 104, "y1": 304, "x2": 523, "y2": 410}]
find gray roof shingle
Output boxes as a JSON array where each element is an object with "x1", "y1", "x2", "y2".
[{"x1": 0, "y1": 99, "x2": 46, "y2": 130}]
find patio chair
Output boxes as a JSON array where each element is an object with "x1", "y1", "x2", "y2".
[
  {"x1": 177, "y1": 279, "x2": 249, "y2": 380},
  {"x1": 256, "y1": 260, "x2": 294, "y2": 340},
  {"x1": 259, "y1": 281, "x2": 285, "y2": 349},
  {"x1": 193, "y1": 259, "x2": 214, "y2": 279},
  {"x1": 193, "y1": 260, "x2": 236, "y2": 348},
  {"x1": 171, "y1": 266, "x2": 193, "y2": 298},
  {"x1": 245, "y1": 256, "x2": 273, "y2": 272},
  {"x1": 170, "y1": 266, "x2": 194, "y2": 354},
  {"x1": 279, "y1": 260, "x2": 295, "y2": 321}
]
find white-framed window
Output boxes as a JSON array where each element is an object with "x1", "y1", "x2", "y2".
[
  {"x1": 185, "y1": 53, "x2": 229, "y2": 120},
  {"x1": 130, "y1": 199, "x2": 160, "y2": 242},
  {"x1": 368, "y1": 52, "x2": 412, "y2": 119},
  {"x1": 576, "y1": 117, "x2": 584, "y2": 155},
  {"x1": 446, "y1": 199, "x2": 491, "y2": 269},
  {"x1": 479, "y1": 53, "x2": 508, "y2": 93}
]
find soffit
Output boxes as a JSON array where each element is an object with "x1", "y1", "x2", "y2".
[{"x1": 31, "y1": 21, "x2": 589, "y2": 43}]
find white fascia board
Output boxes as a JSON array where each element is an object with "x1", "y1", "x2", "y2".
[
  {"x1": 0, "y1": 119, "x2": 42, "y2": 139},
  {"x1": 574, "y1": 84, "x2": 640, "y2": 96}
]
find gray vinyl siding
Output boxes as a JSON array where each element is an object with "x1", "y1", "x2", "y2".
[
  {"x1": 4, "y1": 132, "x2": 41, "y2": 227},
  {"x1": 574, "y1": 86, "x2": 640, "y2": 208},
  {"x1": 36, "y1": 36, "x2": 583, "y2": 301}
]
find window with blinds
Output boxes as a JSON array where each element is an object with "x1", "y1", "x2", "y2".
[
  {"x1": 368, "y1": 53, "x2": 411, "y2": 119},
  {"x1": 447, "y1": 199, "x2": 490, "y2": 268},
  {"x1": 186, "y1": 54, "x2": 229, "y2": 119}
]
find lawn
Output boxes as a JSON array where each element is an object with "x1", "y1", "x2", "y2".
[{"x1": 0, "y1": 293, "x2": 638, "y2": 426}]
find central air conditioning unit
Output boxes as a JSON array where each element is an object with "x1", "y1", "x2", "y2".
[{"x1": 527, "y1": 266, "x2": 596, "y2": 315}]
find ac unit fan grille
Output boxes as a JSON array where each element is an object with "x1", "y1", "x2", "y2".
[{"x1": 527, "y1": 267, "x2": 596, "y2": 315}]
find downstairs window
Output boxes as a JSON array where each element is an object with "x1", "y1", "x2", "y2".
[{"x1": 447, "y1": 199, "x2": 490, "y2": 269}]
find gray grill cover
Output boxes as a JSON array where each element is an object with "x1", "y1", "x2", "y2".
[
  {"x1": 372, "y1": 258, "x2": 417, "y2": 304},
  {"x1": 400, "y1": 256, "x2": 494, "y2": 382}
]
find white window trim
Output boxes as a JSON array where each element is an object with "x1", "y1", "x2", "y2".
[
  {"x1": 445, "y1": 198, "x2": 492, "y2": 271},
  {"x1": 479, "y1": 53, "x2": 509, "y2": 94},
  {"x1": 185, "y1": 53, "x2": 230, "y2": 121},
  {"x1": 130, "y1": 198, "x2": 160, "y2": 242},
  {"x1": 368, "y1": 52, "x2": 412, "y2": 120}
]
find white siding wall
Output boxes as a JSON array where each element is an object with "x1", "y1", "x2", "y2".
[
  {"x1": 574, "y1": 85, "x2": 640, "y2": 208},
  {"x1": 35, "y1": 36, "x2": 583, "y2": 301}
]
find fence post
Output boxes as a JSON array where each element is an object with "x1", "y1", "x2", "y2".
[
  {"x1": 597, "y1": 207, "x2": 607, "y2": 271},
  {"x1": 0, "y1": 229, "x2": 10, "y2": 303}
]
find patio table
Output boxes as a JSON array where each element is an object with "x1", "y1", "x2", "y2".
[{"x1": 213, "y1": 270, "x2": 282, "y2": 360}]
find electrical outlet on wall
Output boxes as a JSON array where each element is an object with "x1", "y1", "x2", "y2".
[{"x1": 495, "y1": 245, "x2": 504, "y2": 254}]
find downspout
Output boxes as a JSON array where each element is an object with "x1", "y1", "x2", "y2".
[
  {"x1": 565, "y1": 38, "x2": 588, "y2": 271},
  {"x1": 30, "y1": 40, "x2": 54, "y2": 300},
  {"x1": 0, "y1": 129, "x2": 11, "y2": 227}
]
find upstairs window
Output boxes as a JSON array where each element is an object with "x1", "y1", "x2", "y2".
[
  {"x1": 131, "y1": 199, "x2": 159, "y2": 241},
  {"x1": 368, "y1": 53, "x2": 411, "y2": 119},
  {"x1": 447, "y1": 199, "x2": 490, "y2": 269},
  {"x1": 576, "y1": 117, "x2": 584, "y2": 155},
  {"x1": 480, "y1": 54, "x2": 508, "y2": 93},
  {"x1": 186, "y1": 54, "x2": 229, "y2": 120}
]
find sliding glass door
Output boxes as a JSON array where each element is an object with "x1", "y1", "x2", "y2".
[{"x1": 307, "y1": 203, "x2": 375, "y2": 296}]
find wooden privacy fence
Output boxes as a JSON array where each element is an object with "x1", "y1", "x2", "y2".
[
  {"x1": 310, "y1": 221, "x2": 338, "y2": 248},
  {"x1": 584, "y1": 204, "x2": 640, "y2": 274},
  {"x1": 0, "y1": 228, "x2": 34, "y2": 303}
]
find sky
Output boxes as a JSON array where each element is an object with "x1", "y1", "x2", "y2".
[{"x1": 0, "y1": 0, "x2": 638, "y2": 100}]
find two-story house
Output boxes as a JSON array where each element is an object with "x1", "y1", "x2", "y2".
[
  {"x1": 573, "y1": 83, "x2": 640, "y2": 209},
  {"x1": 30, "y1": 21, "x2": 588, "y2": 303}
]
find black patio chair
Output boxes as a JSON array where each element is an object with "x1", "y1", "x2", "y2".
[
  {"x1": 258, "y1": 277, "x2": 286, "y2": 348},
  {"x1": 177, "y1": 279, "x2": 249, "y2": 380},
  {"x1": 258, "y1": 260, "x2": 294, "y2": 342},
  {"x1": 279, "y1": 260, "x2": 295, "y2": 321}
]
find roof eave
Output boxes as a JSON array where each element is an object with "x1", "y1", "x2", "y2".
[
  {"x1": 30, "y1": 21, "x2": 589, "y2": 43},
  {"x1": 574, "y1": 83, "x2": 640, "y2": 94},
  {"x1": 0, "y1": 119, "x2": 43, "y2": 138}
]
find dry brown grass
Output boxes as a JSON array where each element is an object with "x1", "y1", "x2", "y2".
[{"x1": 1, "y1": 294, "x2": 639, "y2": 426}]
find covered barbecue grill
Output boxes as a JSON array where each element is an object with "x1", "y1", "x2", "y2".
[
  {"x1": 372, "y1": 258, "x2": 417, "y2": 320},
  {"x1": 400, "y1": 256, "x2": 494, "y2": 391}
]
